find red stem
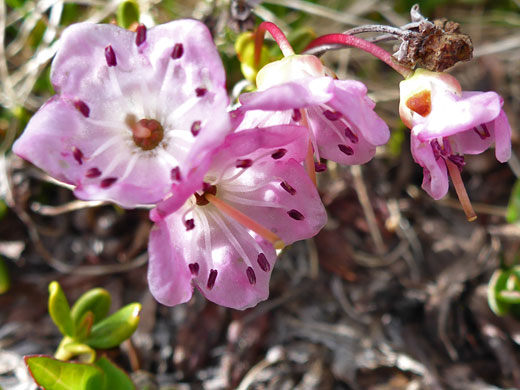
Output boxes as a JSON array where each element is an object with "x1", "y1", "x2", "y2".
[
  {"x1": 254, "y1": 21, "x2": 295, "y2": 67},
  {"x1": 306, "y1": 33, "x2": 412, "y2": 78}
]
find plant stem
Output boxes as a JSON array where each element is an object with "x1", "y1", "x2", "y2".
[
  {"x1": 255, "y1": 21, "x2": 295, "y2": 67},
  {"x1": 445, "y1": 159, "x2": 477, "y2": 222}
]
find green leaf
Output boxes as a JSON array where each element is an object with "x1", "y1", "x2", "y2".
[
  {"x1": 116, "y1": 0, "x2": 140, "y2": 29},
  {"x1": 506, "y1": 179, "x2": 520, "y2": 223},
  {"x1": 86, "y1": 303, "x2": 141, "y2": 349},
  {"x1": 95, "y1": 357, "x2": 135, "y2": 390},
  {"x1": 62, "y1": 343, "x2": 96, "y2": 364},
  {"x1": 48, "y1": 282, "x2": 75, "y2": 337},
  {"x1": 24, "y1": 355, "x2": 104, "y2": 390},
  {"x1": 498, "y1": 290, "x2": 520, "y2": 304},
  {"x1": 0, "y1": 257, "x2": 10, "y2": 294},
  {"x1": 488, "y1": 269, "x2": 511, "y2": 316},
  {"x1": 71, "y1": 288, "x2": 111, "y2": 327},
  {"x1": 75, "y1": 311, "x2": 95, "y2": 341}
]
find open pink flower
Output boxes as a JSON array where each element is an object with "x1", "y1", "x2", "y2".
[
  {"x1": 148, "y1": 124, "x2": 327, "y2": 309},
  {"x1": 237, "y1": 55, "x2": 390, "y2": 166},
  {"x1": 400, "y1": 69, "x2": 511, "y2": 201},
  {"x1": 13, "y1": 21, "x2": 230, "y2": 208}
]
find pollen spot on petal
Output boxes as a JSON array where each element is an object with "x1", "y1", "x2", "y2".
[
  {"x1": 271, "y1": 149, "x2": 287, "y2": 160},
  {"x1": 314, "y1": 162, "x2": 327, "y2": 172},
  {"x1": 257, "y1": 253, "x2": 270, "y2": 272},
  {"x1": 246, "y1": 267, "x2": 256, "y2": 285},
  {"x1": 344, "y1": 127, "x2": 359, "y2": 144},
  {"x1": 171, "y1": 166, "x2": 181, "y2": 181},
  {"x1": 191, "y1": 121, "x2": 201, "y2": 136},
  {"x1": 338, "y1": 144, "x2": 354, "y2": 156},
  {"x1": 74, "y1": 100, "x2": 90, "y2": 117},
  {"x1": 291, "y1": 109, "x2": 302, "y2": 122},
  {"x1": 100, "y1": 177, "x2": 117, "y2": 188},
  {"x1": 184, "y1": 219, "x2": 195, "y2": 231},
  {"x1": 280, "y1": 181, "x2": 296, "y2": 195},
  {"x1": 188, "y1": 262, "x2": 199, "y2": 275},
  {"x1": 236, "y1": 159, "x2": 253, "y2": 168},
  {"x1": 195, "y1": 88, "x2": 207, "y2": 97},
  {"x1": 207, "y1": 269, "x2": 218, "y2": 290},
  {"x1": 86, "y1": 167, "x2": 102, "y2": 178},
  {"x1": 287, "y1": 209, "x2": 305, "y2": 221},
  {"x1": 105, "y1": 45, "x2": 117, "y2": 67},
  {"x1": 135, "y1": 24, "x2": 147, "y2": 46},
  {"x1": 405, "y1": 90, "x2": 431, "y2": 117},
  {"x1": 323, "y1": 110, "x2": 342, "y2": 121},
  {"x1": 72, "y1": 147, "x2": 83, "y2": 165},
  {"x1": 171, "y1": 43, "x2": 184, "y2": 59}
]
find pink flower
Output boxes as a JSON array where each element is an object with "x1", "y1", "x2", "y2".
[
  {"x1": 237, "y1": 55, "x2": 390, "y2": 166},
  {"x1": 148, "y1": 124, "x2": 327, "y2": 309},
  {"x1": 13, "y1": 21, "x2": 230, "y2": 208},
  {"x1": 400, "y1": 69, "x2": 511, "y2": 200}
]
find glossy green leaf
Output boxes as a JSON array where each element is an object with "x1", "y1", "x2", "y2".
[
  {"x1": 86, "y1": 303, "x2": 141, "y2": 349},
  {"x1": 95, "y1": 357, "x2": 135, "y2": 390},
  {"x1": 62, "y1": 343, "x2": 96, "y2": 364},
  {"x1": 71, "y1": 288, "x2": 111, "y2": 326},
  {"x1": 0, "y1": 257, "x2": 10, "y2": 294},
  {"x1": 498, "y1": 290, "x2": 520, "y2": 304},
  {"x1": 75, "y1": 311, "x2": 95, "y2": 341},
  {"x1": 24, "y1": 355, "x2": 104, "y2": 390},
  {"x1": 48, "y1": 282, "x2": 75, "y2": 337},
  {"x1": 506, "y1": 179, "x2": 520, "y2": 223},
  {"x1": 488, "y1": 269, "x2": 511, "y2": 316},
  {"x1": 116, "y1": 0, "x2": 140, "y2": 29}
]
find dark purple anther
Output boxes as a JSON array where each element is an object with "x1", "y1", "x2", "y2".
[
  {"x1": 287, "y1": 209, "x2": 305, "y2": 221},
  {"x1": 338, "y1": 144, "x2": 354, "y2": 156},
  {"x1": 448, "y1": 155, "x2": 465, "y2": 171},
  {"x1": 323, "y1": 110, "x2": 342, "y2": 121},
  {"x1": 72, "y1": 147, "x2": 83, "y2": 165},
  {"x1": 191, "y1": 121, "x2": 201, "y2": 136},
  {"x1": 314, "y1": 162, "x2": 327, "y2": 172},
  {"x1": 74, "y1": 99, "x2": 90, "y2": 117},
  {"x1": 100, "y1": 177, "x2": 117, "y2": 188},
  {"x1": 184, "y1": 219, "x2": 195, "y2": 231},
  {"x1": 135, "y1": 24, "x2": 147, "y2": 46},
  {"x1": 236, "y1": 159, "x2": 253, "y2": 168},
  {"x1": 473, "y1": 124, "x2": 491, "y2": 140},
  {"x1": 291, "y1": 109, "x2": 302, "y2": 122},
  {"x1": 171, "y1": 43, "x2": 184, "y2": 60},
  {"x1": 105, "y1": 45, "x2": 117, "y2": 67},
  {"x1": 271, "y1": 148, "x2": 287, "y2": 160},
  {"x1": 280, "y1": 181, "x2": 296, "y2": 195},
  {"x1": 195, "y1": 88, "x2": 207, "y2": 97},
  {"x1": 188, "y1": 262, "x2": 199, "y2": 275},
  {"x1": 431, "y1": 139, "x2": 442, "y2": 160},
  {"x1": 202, "y1": 182, "x2": 212, "y2": 192},
  {"x1": 257, "y1": 253, "x2": 270, "y2": 272},
  {"x1": 207, "y1": 269, "x2": 218, "y2": 290},
  {"x1": 344, "y1": 127, "x2": 359, "y2": 144},
  {"x1": 246, "y1": 267, "x2": 256, "y2": 285},
  {"x1": 171, "y1": 166, "x2": 181, "y2": 181},
  {"x1": 86, "y1": 167, "x2": 102, "y2": 178}
]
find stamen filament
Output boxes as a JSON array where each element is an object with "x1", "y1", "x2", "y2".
[
  {"x1": 255, "y1": 21, "x2": 295, "y2": 67},
  {"x1": 299, "y1": 109, "x2": 317, "y2": 186},
  {"x1": 205, "y1": 193, "x2": 285, "y2": 249},
  {"x1": 305, "y1": 34, "x2": 413, "y2": 78},
  {"x1": 446, "y1": 159, "x2": 477, "y2": 222}
]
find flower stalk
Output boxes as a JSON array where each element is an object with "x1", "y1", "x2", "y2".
[{"x1": 445, "y1": 159, "x2": 477, "y2": 222}]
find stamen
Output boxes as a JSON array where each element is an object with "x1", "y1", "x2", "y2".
[
  {"x1": 448, "y1": 155, "x2": 465, "y2": 171},
  {"x1": 171, "y1": 43, "x2": 184, "y2": 60},
  {"x1": 323, "y1": 110, "x2": 342, "y2": 121},
  {"x1": 195, "y1": 184, "x2": 217, "y2": 206},
  {"x1": 473, "y1": 124, "x2": 491, "y2": 140},
  {"x1": 299, "y1": 109, "x2": 317, "y2": 186},
  {"x1": 100, "y1": 177, "x2": 117, "y2": 188},
  {"x1": 431, "y1": 139, "x2": 443, "y2": 160},
  {"x1": 257, "y1": 253, "x2": 271, "y2": 272},
  {"x1": 205, "y1": 193, "x2": 285, "y2": 249},
  {"x1": 291, "y1": 109, "x2": 302, "y2": 122},
  {"x1": 207, "y1": 269, "x2": 218, "y2": 290},
  {"x1": 236, "y1": 159, "x2": 253, "y2": 169},
  {"x1": 271, "y1": 149, "x2": 287, "y2": 160},
  {"x1": 314, "y1": 162, "x2": 327, "y2": 172},
  {"x1": 74, "y1": 99, "x2": 90, "y2": 117},
  {"x1": 191, "y1": 121, "x2": 201, "y2": 136},
  {"x1": 246, "y1": 267, "x2": 256, "y2": 285},
  {"x1": 171, "y1": 167, "x2": 181, "y2": 181},
  {"x1": 105, "y1": 45, "x2": 117, "y2": 67},
  {"x1": 128, "y1": 117, "x2": 164, "y2": 150},
  {"x1": 86, "y1": 167, "x2": 102, "y2": 178},
  {"x1": 445, "y1": 159, "x2": 477, "y2": 222},
  {"x1": 344, "y1": 127, "x2": 359, "y2": 144},
  {"x1": 195, "y1": 88, "x2": 207, "y2": 97},
  {"x1": 72, "y1": 147, "x2": 83, "y2": 165},
  {"x1": 280, "y1": 181, "x2": 296, "y2": 195},
  {"x1": 184, "y1": 219, "x2": 195, "y2": 231},
  {"x1": 287, "y1": 209, "x2": 305, "y2": 220},
  {"x1": 188, "y1": 263, "x2": 199, "y2": 275},
  {"x1": 135, "y1": 24, "x2": 147, "y2": 46},
  {"x1": 338, "y1": 144, "x2": 354, "y2": 155}
]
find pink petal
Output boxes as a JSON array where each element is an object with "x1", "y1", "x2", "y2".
[{"x1": 492, "y1": 110, "x2": 512, "y2": 163}]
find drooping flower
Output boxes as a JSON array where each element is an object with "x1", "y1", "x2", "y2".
[
  {"x1": 399, "y1": 68, "x2": 511, "y2": 216},
  {"x1": 148, "y1": 124, "x2": 327, "y2": 310},
  {"x1": 13, "y1": 21, "x2": 230, "y2": 208}
]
